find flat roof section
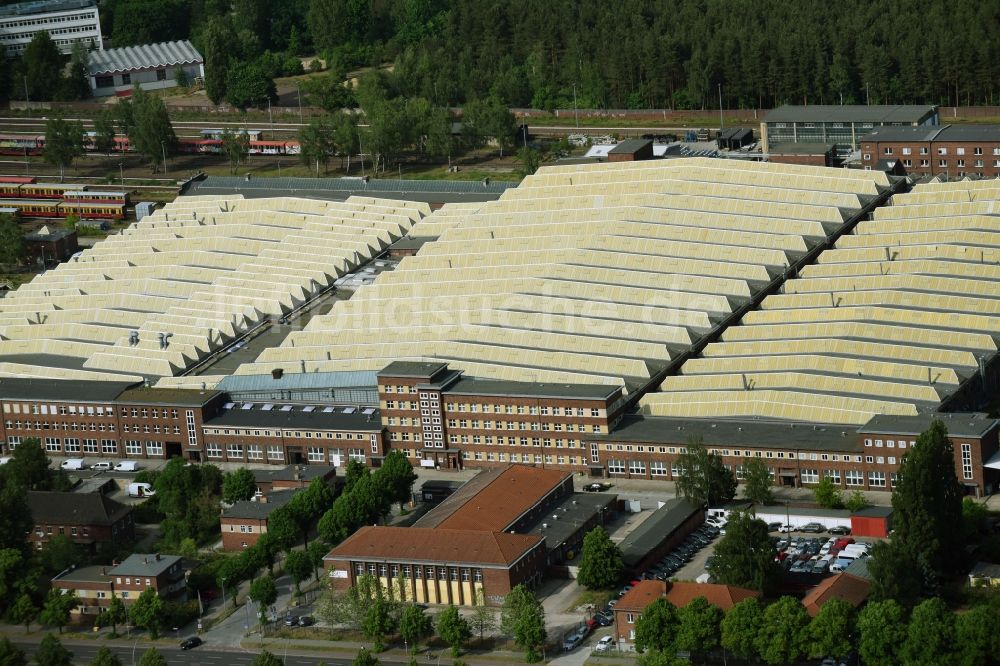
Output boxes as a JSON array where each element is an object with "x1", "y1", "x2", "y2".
[
  {"x1": 446, "y1": 376, "x2": 621, "y2": 400},
  {"x1": 861, "y1": 124, "x2": 1000, "y2": 144},
  {"x1": 859, "y1": 412, "x2": 997, "y2": 438},
  {"x1": 590, "y1": 415, "x2": 862, "y2": 452},
  {"x1": 765, "y1": 105, "x2": 937, "y2": 124},
  {"x1": 0, "y1": 377, "x2": 137, "y2": 402},
  {"x1": 521, "y1": 492, "x2": 618, "y2": 552},
  {"x1": 205, "y1": 403, "x2": 383, "y2": 431}
]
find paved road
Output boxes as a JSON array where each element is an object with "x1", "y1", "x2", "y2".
[{"x1": 12, "y1": 640, "x2": 353, "y2": 666}]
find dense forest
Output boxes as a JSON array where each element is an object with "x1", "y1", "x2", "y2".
[{"x1": 2, "y1": 0, "x2": 999, "y2": 110}]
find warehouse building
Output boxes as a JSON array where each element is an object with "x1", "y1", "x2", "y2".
[
  {"x1": 859, "y1": 124, "x2": 1000, "y2": 179},
  {"x1": 0, "y1": 0, "x2": 102, "y2": 56},
  {"x1": 88, "y1": 39, "x2": 204, "y2": 97},
  {"x1": 762, "y1": 105, "x2": 938, "y2": 155}
]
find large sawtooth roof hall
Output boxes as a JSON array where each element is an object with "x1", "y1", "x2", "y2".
[
  {"x1": 642, "y1": 177, "x2": 1000, "y2": 425},
  {"x1": 234, "y1": 158, "x2": 895, "y2": 394}
]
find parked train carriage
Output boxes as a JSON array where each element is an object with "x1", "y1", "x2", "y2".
[
  {"x1": 201, "y1": 128, "x2": 263, "y2": 141},
  {"x1": 20, "y1": 183, "x2": 86, "y2": 199},
  {"x1": 63, "y1": 191, "x2": 130, "y2": 205},
  {"x1": 0, "y1": 198, "x2": 125, "y2": 220},
  {"x1": 0, "y1": 134, "x2": 44, "y2": 156},
  {"x1": 249, "y1": 140, "x2": 290, "y2": 155},
  {"x1": 0, "y1": 176, "x2": 36, "y2": 197},
  {"x1": 283, "y1": 140, "x2": 301, "y2": 155},
  {"x1": 59, "y1": 200, "x2": 126, "y2": 220},
  {"x1": 199, "y1": 139, "x2": 223, "y2": 154}
]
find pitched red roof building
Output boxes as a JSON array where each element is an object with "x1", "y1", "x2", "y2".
[
  {"x1": 801, "y1": 572, "x2": 871, "y2": 617},
  {"x1": 614, "y1": 580, "x2": 760, "y2": 643},
  {"x1": 323, "y1": 526, "x2": 546, "y2": 606}
]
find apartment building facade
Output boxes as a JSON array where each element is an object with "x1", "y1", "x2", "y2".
[
  {"x1": 52, "y1": 553, "x2": 187, "y2": 615},
  {"x1": 860, "y1": 125, "x2": 1000, "y2": 178},
  {"x1": 0, "y1": 0, "x2": 102, "y2": 56},
  {"x1": 27, "y1": 490, "x2": 134, "y2": 550}
]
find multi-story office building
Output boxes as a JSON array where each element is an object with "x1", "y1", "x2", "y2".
[
  {"x1": 0, "y1": 0, "x2": 102, "y2": 56},
  {"x1": 859, "y1": 124, "x2": 1000, "y2": 178},
  {"x1": 762, "y1": 105, "x2": 938, "y2": 155},
  {"x1": 376, "y1": 361, "x2": 625, "y2": 472}
]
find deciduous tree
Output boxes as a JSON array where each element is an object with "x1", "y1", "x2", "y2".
[
  {"x1": 250, "y1": 651, "x2": 283, "y2": 666},
  {"x1": 805, "y1": 597, "x2": 854, "y2": 659},
  {"x1": 0, "y1": 214, "x2": 26, "y2": 267},
  {"x1": 576, "y1": 526, "x2": 623, "y2": 590},
  {"x1": 225, "y1": 62, "x2": 276, "y2": 110},
  {"x1": 9, "y1": 593, "x2": 37, "y2": 633},
  {"x1": 298, "y1": 116, "x2": 336, "y2": 176},
  {"x1": 43, "y1": 116, "x2": 85, "y2": 180},
  {"x1": 954, "y1": 604, "x2": 999, "y2": 666},
  {"x1": 39, "y1": 589, "x2": 77, "y2": 634},
  {"x1": 674, "y1": 596, "x2": 723, "y2": 659},
  {"x1": 222, "y1": 467, "x2": 257, "y2": 504},
  {"x1": 125, "y1": 87, "x2": 177, "y2": 173},
  {"x1": 399, "y1": 604, "x2": 433, "y2": 652},
  {"x1": 137, "y1": 647, "x2": 167, "y2": 666},
  {"x1": 889, "y1": 419, "x2": 964, "y2": 594},
  {"x1": 90, "y1": 646, "x2": 122, "y2": 666},
  {"x1": 436, "y1": 604, "x2": 471, "y2": 657},
  {"x1": 500, "y1": 584, "x2": 546, "y2": 662},
  {"x1": 129, "y1": 587, "x2": 165, "y2": 639},
  {"x1": 753, "y1": 596, "x2": 808, "y2": 666},
  {"x1": 856, "y1": 599, "x2": 906, "y2": 666},
  {"x1": 467, "y1": 590, "x2": 497, "y2": 645},
  {"x1": 741, "y1": 457, "x2": 774, "y2": 504},
  {"x1": 900, "y1": 597, "x2": 955, "y2": 665},
  {"x1": 675, "y1": 436, "x2": 737, "y2": 508},
  {"x1": 248, "y1": 575, "x2": 278, "y2": 624},
  {"x1": 633, "y1": 598, "x2": 678, "y2": 654},
  {"x1": 22, "y1": 32, "x2": 62, "y2": 102},
  {"x1": 34, "y1": 634, "x2": 73, "y2": 666},
  {"x1": 709, "y1": 510, "x2": 780, "y2": 595},
  {"x1": 721, "y1": 597, "x2": 763, "y2": 660},
  {"x1": 0, "y1": 637, "x2": 26, "y2": 666},
  {"x1": 813, "y1": 476, "x2": 843, "y2": 509},
  {"x1": 351, "y1": 648, "x2": 379, "y2": 666},
  {"x1": 93, "y1": 110, "x2": 118, "y2": 155},
  {"x1": 284, "y1": 549, "x2": 313, "y2": 594}
]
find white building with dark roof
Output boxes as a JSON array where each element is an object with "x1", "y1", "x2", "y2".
[
  {"x1": 88, "y1": 39, "x2": 203, "y2": 97},
  {"x1": 0, "y1": 0, "x2": 102, "y2": 56}
]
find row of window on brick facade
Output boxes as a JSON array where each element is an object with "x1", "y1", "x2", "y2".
[
  {"x1": 882, "y1": 146, "x2": 1000, "y2": 156},
  {"x1": 354, "y1": 562, "x2": 484, "y2": 582},
  {"x1": 5, "y1": 420, "x2": 182, "y2": 435},
  {"x1": 2, "y1": 404, "x2": 180, "y2": 419}
]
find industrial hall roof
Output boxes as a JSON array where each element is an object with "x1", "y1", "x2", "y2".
[
  {"x1": 861, "y1": 124, "x2": 1000, "y2": 144},
  {"x1": 89, "y1": 40, "x2": 203, "y2": 76},
  {"x1": 641, "y1": 179, "x2": 1000, "y2": 425},
  {"x1": 324, "y1": 526, "x2": 543, "y2": 567},
  {"x1": 235, "y1": 158, "x2": 893, "y2": 393},
  {"x1": 0, "y1": 195, "x2": 428, "y2": 381},
  {"x1": 764, "y1": 105, "x2": 937, "y2": 124}
]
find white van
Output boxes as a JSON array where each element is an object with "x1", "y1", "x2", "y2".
[
  {"x1": 114, "y1": 461, "x2": 139, "y2": 472},
  {"x1": 60, "y1": 458, "x2": 86, "y2": 470},
  {"x1": 91, "y1": 462, "x2": 112, "y2": 471},
  {"x1": 127, "y1": 482, "x2": 155, "y2": 498}
]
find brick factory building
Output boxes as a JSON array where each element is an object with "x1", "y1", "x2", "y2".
[
  {"x1": 859, "y1": 124, "x2": 1000, "y2": 178},
  {"x1": 761, "y1": 104, "x2": 938, "y2": 155},
  {"x1": 324, "y1": 526, "x2": 545, "y2": 606}
]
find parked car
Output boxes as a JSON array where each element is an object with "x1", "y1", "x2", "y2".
[
  {"x1": 827, "y1": 526, "x2": 852, "y2": 535},
  {"x1": 584, "y1": 483, "x2": 607, "y2": 492},
  {"x1": 91, "y1": 462, "x2": 112, "y2": 471},
  {"x1": 284, "y1": 614, "x2": 299, "y2": 627},
  {"x1": 296, "y1": 616, "x2": 314, "y2": 627},
  {"x1": 127, "y1": 482, "x2": 155, "y2": 498},
  {"x1": 595, "y1": 636, "x2": 615, "y2": 653},
  {"x1": 800, "y1": 523, "x2": 826, "y2": 533},
  {"x1": 767, "y1": 521, "x2": 784, "y2": 532},
  {"x1": 778, "y1": 524, "x2": 794, "y2": 533},
  {"x1": 114, "y1": 461, "x2": 139, "y2": 472},
  {"x1": 595, "y1": 611, "x2": 613, "y2": 627},
  {"x1": 812, "y1": 560, "x2": 830, "y2": 574},
  {"x1": 563, "y1": 631, "x2": 585, "y2": 651},
  {"x1": 60, "y1": 458, "x2": 85, "y2": 470},
  {"x1": 180, "y1": 637, "x2": 203, "y2": 650},
  {"x1": 704, "y1": 555, "x2": 715, "y2": 570}
]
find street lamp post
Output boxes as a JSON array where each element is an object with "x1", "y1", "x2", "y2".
[
  {"x1": 160, "y1": 141, "x2": 167, "y2": 175},
  {"x1": 573, "y1": 83, "x2": 579, "y2": 128},
  {"x1": 296, "y1": 82, "x2": 303, "y2": 122},
  {"x1": 718, "y1": 83, "x2": 724, "y2": 131}
]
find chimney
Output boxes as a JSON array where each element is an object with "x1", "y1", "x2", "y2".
[
  {"x1": 143, "y1": 557, "x2": 148, "y2": 564},
  {"x1": 155, "y1": 553, "x2": 161, "y2": 561},
  {"x1": 272, "y1": 368, "x2": 283, "y2": 380},
  {"x1": 293, "y1": 470, "x2": 300, "y2": 480},
  {"x1": 259, "y1": 494, "x2": 268, "y2": 504}
]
